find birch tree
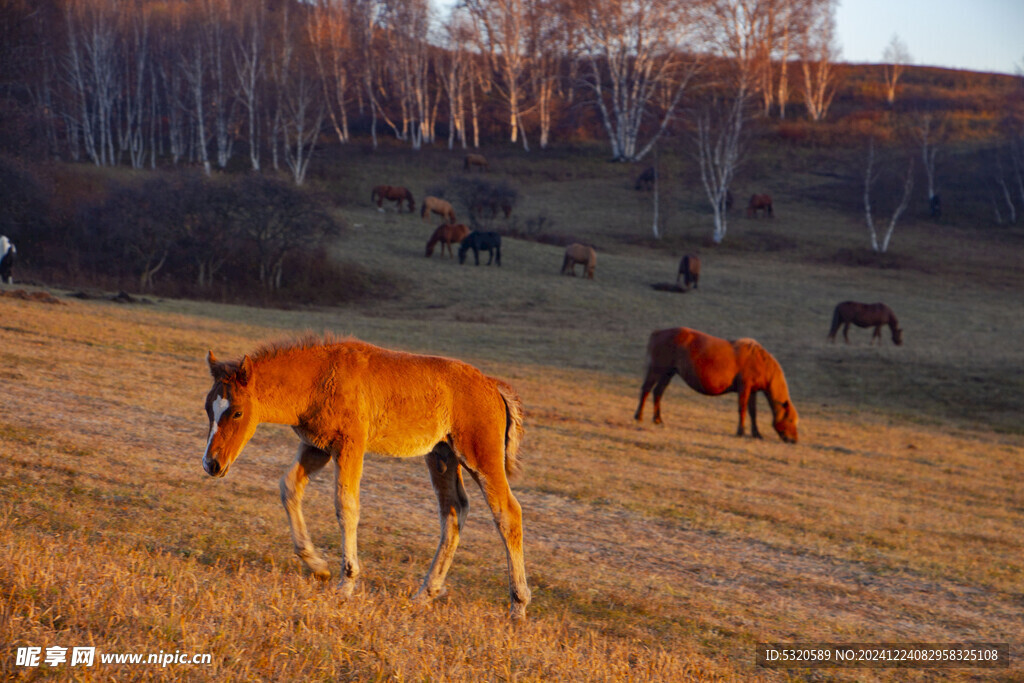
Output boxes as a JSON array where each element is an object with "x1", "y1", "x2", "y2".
[
  {"x1": 463, "y1": 0, "x2": 532, "y2": 149},
  {"x1": 863, "y1": 138, "x2": 914, "y2": 253},
  {"x1": 309, "y1": 0, "x2": 353, "y2": 146},
  {"x1": 572, "y1": 0, "x2": 700, "y2": 162},
  {"x1": 882, "y1": 33, "x2": 910, "y2": 106},
  {"x1": 64, "y1": 0, "x2": 120, "y2": 166},
  {"x1": 437, "y1": 11, "x2": 475, "y2": 149},
  {"x1": 233, "y1": 0, "x2": 266, "y2": 169},
  {"x1": 796, "y1": 0, "x2": 837, "y2": 122}
]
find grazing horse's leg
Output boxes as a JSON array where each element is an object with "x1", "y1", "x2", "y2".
[
  {"x1": 747, "y1": 389, "x2": 762, "y2": 439},
  {"x1": 281, "y1": 444, "x2": 333, "y2": 580},
  {"x1": 415, "y1": 443, "x2": 470, "y2": 602},
  {"x1": 843, "y1": 322, "x2": 851, "y2": 344},
  {"x1": 736, "y1": 384, "x2": 752, "y2": 437},
  {"x1": 650, "y1": 372, "x2": 675, "y2": 425},
  {"x1": 333, "y1": 434, "x2": 367, "y2": 598},
  {"x1": 465, "y1": 457, "x2": 530, "y2": 620},
  {"x1": 872, "y1": 326, "x2": 882, "y2": 345},
  {"x1": 634, "y1": 371, "x2": 660, "y2": 422}
]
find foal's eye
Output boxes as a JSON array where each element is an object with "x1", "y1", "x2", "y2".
[{"x1": 232, "y1": 411, "x2": 243, "y2": 419}]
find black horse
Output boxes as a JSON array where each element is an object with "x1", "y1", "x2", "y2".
[
  {"x1": 458, "y1": 231, "x2": 502, "y2": 266},
  {"x1": 0, "y1": 235, "x2": 15, "y2": 284},
  {"x1": 634, "y1": 166, "x2": 655, "y2": 191}
]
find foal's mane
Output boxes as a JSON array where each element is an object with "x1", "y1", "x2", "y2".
[{"x1": 249, "y1": 333, "x2": 355, "y2": 364}]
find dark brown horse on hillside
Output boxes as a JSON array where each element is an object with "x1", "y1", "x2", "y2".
[
  {"x1": 202, "y1": 336, "x2": 530, "y2": 619},
  {"x1": 828, "y1": 301, "x2": 903, "y2": 345},
  {"x1": 634, "y1": 327, "x2": 798, "y2": 443},
  {"x1": 635, "y1": 166, "x2": 655, "y2": 191},
  {"x1": 676, "y1": 254, "x2": 700, "y2": 290},
  {"x1": 371, "y1": 185, "x2": 415, "y2": 212},
  {"x1": 746, "y1": 194, "x2": 773, "y2": 218},
  {"x1": 464, "y1": 153, "x2": 489, "y2": 171},
  {"x1": 426, "y1": 223, "x2": 471, "y2": 258}
]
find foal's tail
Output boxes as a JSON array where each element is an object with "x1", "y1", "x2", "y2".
[{"x1": 495, "y1": 380, "x2": 525, "y2": 479}]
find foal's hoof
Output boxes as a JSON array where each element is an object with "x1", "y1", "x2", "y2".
[
  {"x1": 412, "y1": 585, "x2": 449, "y2": 605},
  {"x1": 337, "y1": 578, "x2": 358, "y2": 599},
  {"x1": 509, "y1": 602, "x2": 528, "y2": 622},
  {"x1": 302, "y1": 554, "x2": 332, "y2": 581}
]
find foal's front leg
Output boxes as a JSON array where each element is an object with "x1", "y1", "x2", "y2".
[
  {"x1": 334, "y1": 435, "x2": 367, "y2": 598},
  {"x1": 281, "y1": 444, "x2": 332, "y2": 579}
]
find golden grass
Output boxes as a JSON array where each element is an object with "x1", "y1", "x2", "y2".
[
  {"x1": 3, "y1": 147, "x2": 1023, "y2": 680},
  {"x1": 1, "y1": 288, "x2": 1020, "y2": 681}
]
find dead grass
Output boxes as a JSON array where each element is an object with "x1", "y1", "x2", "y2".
[
  {"x1": 1, "y1": 289, "x2": 1021, "y2": 681},
  {"x1": 2, "y1": 146, "x2": 1023, "y2": 680}
]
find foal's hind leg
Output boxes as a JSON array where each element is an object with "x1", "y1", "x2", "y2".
[
  {"x1": 415, "y1": 443, "x2": 470, "y2": 602},
  {"x1": 281, "y1": 444, "x2": 333, "y2": 580},
  {"x1": 461, "y1": 442, "x2": 530, "y2": 620}
]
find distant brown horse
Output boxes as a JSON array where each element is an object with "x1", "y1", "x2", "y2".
[
  {"x1": 634, "y1": 327, "x2": 799, "y2": 443},
  {"x1": 561, "y1": 243, "x2": 596, "y2": 279},
  {"x1": 746, "y1": 194, "x2": 773, "y2": 218},
  {"x1": 828, "y1": 301, "x2": 903, "y2": 345},
  {"x1": 676, "y1": 254, "x2": 700, "y2": 289},
  {"x1": 371, "y1": 185, "x2": 415, "y2": 212},
  {"x1": 202, "y1": 336, "x2": 530, "y2": 619},
  {"x1": 472, "y1": 200, "x2": 513, "y2": 219},
  {"x1": 425, "y1": 223, "x2": 470, "y2": 258},
  {"x1": 464, "y1": 153, "x2": 489, "y2": 171},
  {"x1": 421, "y1": 196, "x2": 457, "y2": 223}
]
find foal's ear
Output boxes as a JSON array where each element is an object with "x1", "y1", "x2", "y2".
[
  {"x1": 237, "y1": 355, "x2": 253, "y2": 387},
  {"x1": 207, "y1": 351, "x2": 222, "y2": 378}
]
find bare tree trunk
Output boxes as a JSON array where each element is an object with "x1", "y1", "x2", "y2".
[{"x1": 864, "y1": 140, "x2": 914, "y2": 253}]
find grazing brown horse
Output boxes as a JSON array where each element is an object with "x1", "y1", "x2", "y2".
[
  {"x1": 371, "y1": 185, "x2": 415, "y2": 212},
  {"x1": 828, "y1": 301, "x2": 903, "y2": 346},
  {"x1": 425, "y1": 223, "x2": 470, "y2": 258},
  {"x1": 634, "y1": 327, "x2": 799, "y2": 443},
  {"x1": 421, "y1": 196, "x2": 457, "y2": 223},
  {"x1": 202, "y1": 337, "x2": 530, "y2": 619},
  {"x1": 464, "y1": 153, "x2": 489, "y2": 171},
  {"x1": 746, "y1": 194, "x2": 773, "y2": 218},
  {"x1": 472, "y1": 200, "x2": 513, "y2": 219},
  {"x1": 676, "y1": 254, "x2": 700, "y2": 289},
  {"x1": 561, "y1": 243, "x2": 596, "y2": 279}
]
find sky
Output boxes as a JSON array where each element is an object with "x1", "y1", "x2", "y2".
[{"x1": 834, "y1": 0, "x2": 1024, "y2": 75}]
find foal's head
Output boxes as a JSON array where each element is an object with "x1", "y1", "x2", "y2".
[{"x1": 202, "y1": 351, "x2": 259, "y2": 478}]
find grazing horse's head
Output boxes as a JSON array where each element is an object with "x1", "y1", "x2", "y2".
[
  {"x1": 773, "y1": 399, "x2": 799, "y2": 444},
  {"x1": 892, "y1": 327, "x2": 904, "y2": 346},
  {"x1": 202, "y1": 351, "x2": 259, "y2": 478}
]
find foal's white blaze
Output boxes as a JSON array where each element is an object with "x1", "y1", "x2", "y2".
[{"x1": 205, "y1": 394, "x2": 231, "y2": 454}]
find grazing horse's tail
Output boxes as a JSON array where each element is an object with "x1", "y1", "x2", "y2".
[
  {"x1": 561, "y1": 253, "x2": 571, "y2": 274},
  {"x1": 495, "y1": 380, "x2": 524, "y2": 479},
  {"x1": 828, "y1": 305, "x2": 842, "y2": 340}
]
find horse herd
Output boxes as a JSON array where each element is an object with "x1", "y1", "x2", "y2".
[{"x1": 193, "y1": 160, "x2": 907, "y2": 621}]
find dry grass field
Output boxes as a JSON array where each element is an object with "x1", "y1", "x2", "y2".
[{"x1": 2, "y1": 146, "x2": 1023, "y2": 681}]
